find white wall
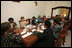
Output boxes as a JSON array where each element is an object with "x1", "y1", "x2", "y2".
[
  {"x1": 1, "y1": 1, "x2": 45, "y2": 28},
  {"x1": 44, "y1": 1, "x2": 71, "y2": 18},
  {"x1": 1, "y1": 1, "x2": 71, "y2": 28}
]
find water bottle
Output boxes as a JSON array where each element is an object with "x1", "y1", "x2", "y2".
[
  {"x1": 24, "y1": 25, "x2": 26, "y2": 33},
  {"x1": 38, "y1": 24, "x2": 40, "y2": 30}
]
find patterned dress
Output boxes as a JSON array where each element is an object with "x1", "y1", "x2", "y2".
[
  {"x1": 52, "y1": 24, "x2": 62, "y2": 39},
  {"x1": 1, "y1": 30, "x2": 24, "y2": 47}
]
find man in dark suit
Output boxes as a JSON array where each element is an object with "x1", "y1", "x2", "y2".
[{"x1": 32, "y1": 20, "x2": 55, "y2": 47}]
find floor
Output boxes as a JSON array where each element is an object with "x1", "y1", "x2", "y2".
[{"x1": 61, "y1": 30, "x2": 71, "y2": 47}]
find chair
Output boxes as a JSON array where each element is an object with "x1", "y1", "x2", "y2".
[
  {"x1": 60, "y1": 30, "x2": 66, "y2": 46},
  {"x1": 55, "y1": 21, "x2": 71, "y2": 47},
  {"x1": 55, "y1": 36, "x2": 61, "y2": 47}
]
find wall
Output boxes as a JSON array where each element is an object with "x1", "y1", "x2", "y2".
[
  {"x1": 44, "y1": 1, "x2": 71, "y2": 18},
  {"x1": 1, "y1": 1, "x2": 45, "y2": 28},
  {"x1": 1, "y1": 1, "x2": 71, "y2": 28}
]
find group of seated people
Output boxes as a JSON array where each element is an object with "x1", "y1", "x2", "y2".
[
  {"x1": 1, "y1": 15, "x2": 68, "y2": 47},
  {"x1": 19, "y1": 15, "x2": 47, "y2": 28}
]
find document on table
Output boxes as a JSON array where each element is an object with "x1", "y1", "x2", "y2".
[
  {"x1": 21, "y1": 29, "x2": 26, "y2": 35},
  {"x1": 38, "y1": 30, "x2": 43, "y2": 33},
  {"x1": 37, "y1": 29, "x2": 43, "y2": 33},
  {"x1": 21, "y1": 32, "x2": 33, "y2": 38},
  {"x1": 32, "y1": 29, "x2": 36, "y2": 32},
  {"x1": 41, "y1": 26, "x2": 46, "y2": 29},
  {"x1": 26, "y1": 25, "x2": 30, "y2": 28},
  {"x1": 32, "y1": 26, "x2": 36, "y2": 28},
  {"x1": 21, "y1": 31, "x2": 26, "y2": 35}
]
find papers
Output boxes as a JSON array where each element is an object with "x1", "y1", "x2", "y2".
[
  {"x1": 21, "y1": 31, "x2": 26, "y2": 35},
  {"x1": 32, "y1": 26, "x2": 36, "y2": 28},
  {"x1": 26, "y1": 25, "x2": 30, "y2": 28},
  {"x1": 38, "y1": 30, "x2": 43, "y2": 33},
  {"x1": 32, "y1": 29, "x2": 36, "y2": 32},
  {"x1": 21, "y1": 32, "x2": 33, "y2": 38},
  {"x1": 21, "y1": 29, "x2": 26, "y2": 35},
  {"x1": 41, "y1": 26, "x2": 46, "y2": 29},
  {"x1": 37, "y1": 29, "x2": 43, "y2": 33}
]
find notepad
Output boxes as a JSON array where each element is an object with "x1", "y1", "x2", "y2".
[{"x1": 21, "y1": 32, "x2": 33, "y2": 38}]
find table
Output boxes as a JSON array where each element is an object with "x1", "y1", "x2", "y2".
[
  {"x1": 14, "y1": 21, "x2": 71, "y2": 47},
  {"x1": 14, "y1": 23, "x2": 45, "y2": 47},
  {"x1": 21, "y1": 34, "x2": 38, "y2": 47}
]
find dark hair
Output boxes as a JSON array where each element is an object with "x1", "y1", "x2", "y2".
[
  {"x1": 54, "y1": 19, "x2": 60, "y2": 25},
  {"x1": 32, "y1": 16, "x2": 35, "y2": 19},
  {"x1": 56, "y1": 15, "x2": 59, "y2": 17},
  {"x1": 44, "y1": 20, "x2": 51, "y2": 28},
  {"x1": 21, "y1": 17, "x2": 24, "y2": 19},
  {"x1": 1, "y1": 22, "x2": 10, "y2": 36},
  {"x1": 43, "y1": 15, "x2": 46, "y2": 17},
  {"x1": 26, "y1": 19, "x2": 30, "y2": 24},
  {"x1": 43, "y1": 15, "x2": 46, "y2": 18},
  {"x1": 8, "y1": 18, "x2": 14, "y2": 21}
]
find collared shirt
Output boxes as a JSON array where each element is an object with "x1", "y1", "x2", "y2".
[
  {"x1": 9, "y1": 22, "x2": 17, "y2": 29},
  {"x1": 19, "y1": 21, "x2": 26, "y2": 28},
  {"x1": 10, "y1": 23, "x2": 13, "y2": 28}
]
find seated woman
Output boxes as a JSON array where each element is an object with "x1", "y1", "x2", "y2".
[
  {"x1": 1, "y1": 22, "x2": 10, "y2": 37},
  {"x1": 42, "y1": 15, "x2": 47, "y2": 22},
  {"x1": 52, "y1": 19, "x2": 62, "y2": 39},
  {"x1": 31, "y1": 16, "x2": 36, "y2": 25},
  {"x1": 19, "y1": 17, "x2": 26, "y2": 28},
  {"x1": 37, "y1": 15, "x2": 43, "y2": 23},
  {"x1": 1, "y1": 22, "x2": 24, "y2": 47},
  {"x1": 8, "y1": 18, "x2": 17, "y2": 29},
  {"x1": 32, "y1": 20, "x2": 55, "y2": 47}
]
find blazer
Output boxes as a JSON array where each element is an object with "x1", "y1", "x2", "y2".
[{"x1": 32, "y1": 28, "x2": 55, "y2": 47}]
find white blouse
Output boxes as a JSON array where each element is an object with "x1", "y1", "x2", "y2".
[{"x1": 20, "y1": 21, "x2": 26, "y2": 27}]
